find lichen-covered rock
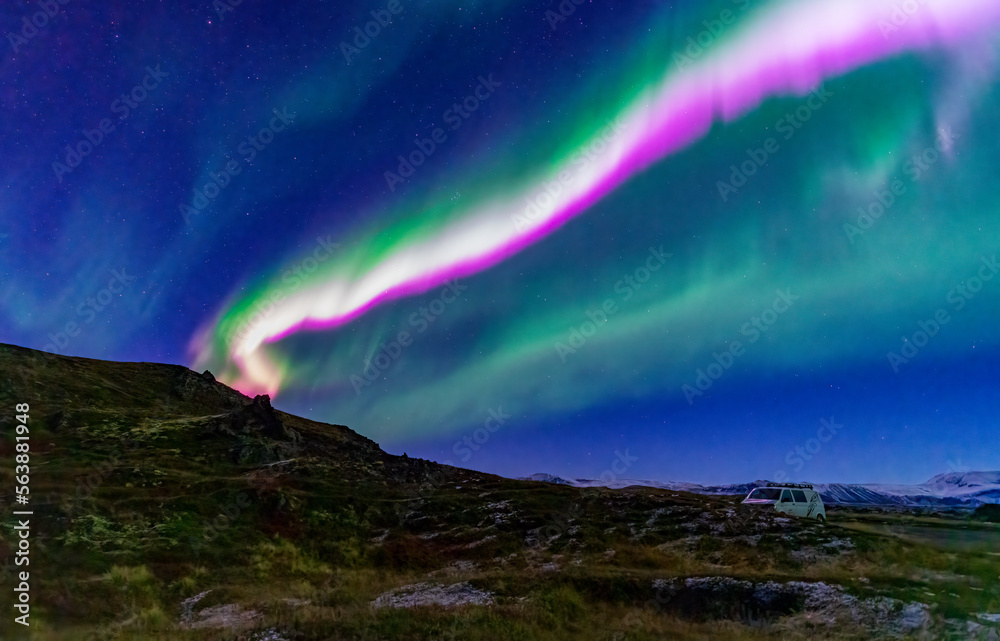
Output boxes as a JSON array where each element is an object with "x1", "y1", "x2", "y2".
[{"x1": 371, "y1": 581, "x2": 494, "y2": 609}]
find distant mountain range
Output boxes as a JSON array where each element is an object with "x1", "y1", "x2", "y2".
[{"x1": 520, "y1": 471, "x2": 1000, "y2": 507}]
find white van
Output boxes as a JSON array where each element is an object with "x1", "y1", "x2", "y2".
[{"x1": 742, "y1": 483, "x2": 826, "y2": 523}]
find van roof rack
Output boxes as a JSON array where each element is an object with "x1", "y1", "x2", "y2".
[{"x1": 765, "y1": 482, "x2": 813, "y2": 489}]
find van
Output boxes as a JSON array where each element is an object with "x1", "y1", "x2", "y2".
[{"x1": 742, "y1": 483, "x2": 826, "y2": 523}]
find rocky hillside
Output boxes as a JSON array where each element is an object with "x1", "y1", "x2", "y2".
[
  {"x1": 0, "y1": 342, "x2": 484, "y2": 485},
  {"x1": 1, "y1": 343, "x2": 999, "y2": 640}
]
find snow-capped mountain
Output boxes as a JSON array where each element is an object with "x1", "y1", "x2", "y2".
[
  {"x1": 521, "y1": 472, "x2": 1000, "y2": 507},
  {"x1": 921, "y1": 471, "x2": 1000, "y2": 500},
  {"x1": 520, "y1": 473, "x2": 575, "y2": 485}
]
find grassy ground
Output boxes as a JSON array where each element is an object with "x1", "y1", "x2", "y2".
[
  {"x1": 1, "y1": 344, "x2": 999, "y2": 640},
  {"x1": 832, "y1": 512, "x2": 1000, "y2": 553}
]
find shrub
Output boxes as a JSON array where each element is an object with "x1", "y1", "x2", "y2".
[
  {"x1": 973, "y1": 503, "x2": 1000, "y2": 523},
  {"x1": 138, "y1": 604, "x2": 168, "y2": 628},
  {"x1": 537, "y1": 583, "x2": 586, "y2": 625},
  {"x1": 251, "y1": 536, "x2": 333, "y2": 581}
]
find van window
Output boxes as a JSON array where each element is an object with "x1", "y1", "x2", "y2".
[
  {"x1": 780, "y1": 490, "x2": 793, "y2": 502},
  {"x1": 792, "y1": 490, "x2": 807, "y2": 503},
  {"x1": 747, "y1": 488, "x2": 781, "y2": 500}
]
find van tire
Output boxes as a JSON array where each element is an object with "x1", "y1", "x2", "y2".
[{"x1": 815, "y1": 514, "x2": 826, "y2": 524}]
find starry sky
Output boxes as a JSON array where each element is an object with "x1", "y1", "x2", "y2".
[{"x1": 3, "y1": 0, "x2": 1000, "y2": 485}]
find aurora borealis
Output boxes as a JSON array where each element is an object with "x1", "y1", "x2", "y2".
[{"x1": 3, "y1": 0, "x2": 1000, "y2": 484}]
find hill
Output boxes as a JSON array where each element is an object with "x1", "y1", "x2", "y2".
[{"x1": 1, "y1": 343, "x2": 999, "y2": 640}]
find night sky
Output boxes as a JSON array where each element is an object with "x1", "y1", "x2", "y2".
[{"x1": 3, "y1": 0, "x2": 1000, "y2": 485}]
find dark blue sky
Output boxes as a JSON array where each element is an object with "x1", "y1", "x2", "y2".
[{"x1": 3, "y1": 0, "x2": 999, "y2": 485}]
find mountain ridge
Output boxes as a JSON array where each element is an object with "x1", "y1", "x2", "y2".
[
  {"x1": 0, "y1": 341, "x2": 492, "y2": 487},
  {"x1": 520, "y1": 472, "x2": 1000, "y2": 507}
]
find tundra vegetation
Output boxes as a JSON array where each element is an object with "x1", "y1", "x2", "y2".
[{"x1": 0, "y1": 343, "x2": 998, "y2": 640}]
